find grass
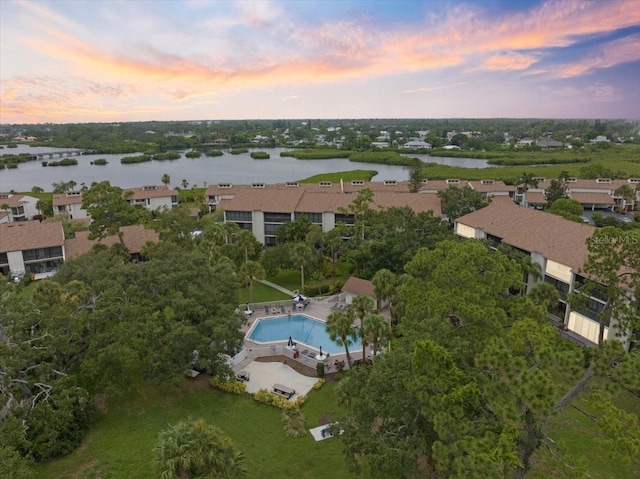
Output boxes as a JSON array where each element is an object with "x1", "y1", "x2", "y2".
[
  {"x1": 238, "y1": 281, "x2": 291, "y2": 304},
  {"x1": 300, "y1": 169, "x2": 379, "y2": 183},
  {"x1": 528, "y1": 388, "x2": 640, "y2": 479},
  {"x1": 37, "y1": 378, "x2": 359, "y2": 479}
]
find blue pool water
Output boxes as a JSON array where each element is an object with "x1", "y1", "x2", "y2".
[{"x1": 247, "y1": 314, "x2": 362, "y2": 355}]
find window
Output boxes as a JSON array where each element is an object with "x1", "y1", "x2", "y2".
[
  {"x1": 286, "y1": 182, "x2": 299, "y2": 187},
  {"x1": 295, "y1": 212, "x2": 322, "y2": 224},
  {"x1": 319, "y1": 181, "x2": 332, "y2": 187},
  {"x1": 351, "y1": 180, "x2": 364, "y2": 186},
  {"x1": 226, "y1": 211, "x2": 252, "y2": 222},
  {"x1": 335, "y1": 213, "x2": 355, "y2": 225},
  {"x1": 545, "y1": 275, "x2": 570, "y2": 300},
  {"x1": 264, "y1": 212, "x2": 292, "y2": 223},
  {"x1": 264, "y1": 224, "x2": 280, "y2": 236},
  {"x1": 0, "y1": 252, "x2": 8, "y2": 265},
  {"x1": 574, "y1": 298, "x2": 606, "y2": 323},
  {"x1": 22, "y1": 246, "x2": 63, "y2": 262}
]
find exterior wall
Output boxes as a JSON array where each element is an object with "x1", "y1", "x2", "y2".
[
  {"x1": 7, "y1": 251, "x2": 25, "y2": 274},
  {"x1": 455, "y1": 223, "x2": 478, "y2": 239},
  {"x1": 545, "y1": 259, "x2": 573, "y2": 283},
  {"x1": 322, "y1": 212, "x2": 336, "y2": 232},
  {"x1": 148, "y1": 196, "x2": 176, "y2": 210},
  {"x1": 251, "y1": 211, "x2": 265, "y2": 244},
  {"x1": 70, "y1": 204, "x2": 90, "y2": 220},
  {"x1": 567, "y1": 311, "x2": 608, "y2": 345}
]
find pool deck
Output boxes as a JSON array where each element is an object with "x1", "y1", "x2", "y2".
[{"x1": 239, "y1": 298, "x2": 372, "y2": 373}]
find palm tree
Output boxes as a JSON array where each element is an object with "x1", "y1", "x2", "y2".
[
  {"x1": 326, "y1": 309, "x2": 357, "y2": 366},
  {"x1": 348, "y1": 295, "x2": 375, "y2": 361},
  {"x1": 239, "y1": 260, "x2": 265, "y2": 304},
  {"x1": 290, "y1": 242, "x2": 313, "y2": 294},
  {"x1": 153, "y1": 418, "x2": 247, "y2": 479},
  {"x1": 181, "y1": 179, "x2": 189, "y2": 189},
  {"x1": 363, "y1": 312, "x2": 390, "y2": 362},
  {"x1": 372, "y1": 268, "x2": 396, "y2": 312},
  {"x1": 161, "y1": 174, "x2": 171, "y2": 187},
  {"x1": 234, "y1": 229, "x2": 256, "y2": 263},
  {"x1": 516, "y1": 172, "x2": 539, "y2": 207}
]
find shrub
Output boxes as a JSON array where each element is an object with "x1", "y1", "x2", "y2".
[
  {"x1": 316, "y1": 362, "x2": 325, "y2": 378},
  {"x1": 185, "y1": 150, "x2": 201, "y2": 158},
  {"x1": 312, "y1": 379, "x2": 325, "y2": 390},
  {"x1": 250, "y1": 151, "x2": 270, "y2": 159},
  {"x1": 281, "y1": 409, "x2": 307, "y2": 438},
  {"x1": 205, "y1": 149, "x2": 224, "y2": 157},
  {"x1": 253, "y1": 389, "x2": 306, "y2": 410},
  {"x1": 209, "y1": 375, "x2": 246, "y2": 395},
  {"x1": 230, "y1": 148, "x2": 248, "y2": 155},
  {"x1": 92, "y1": 158, "x2": 108, "y2": 165}
]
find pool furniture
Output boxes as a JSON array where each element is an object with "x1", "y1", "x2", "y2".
[
  {"x1": 235, "y1": 370, "x2": 250, "y2": 381},
  {"x1": 272, "y1": 383, "x2": 295, "y2": 399}
]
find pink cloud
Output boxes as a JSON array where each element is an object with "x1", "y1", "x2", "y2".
[{"x1": 556, "y1": 33, "x2": 640, "y2": 78}]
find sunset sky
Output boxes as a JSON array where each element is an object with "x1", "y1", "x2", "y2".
[{"x1": 1, "y1": 0, "x2": 639, "y2": 124}]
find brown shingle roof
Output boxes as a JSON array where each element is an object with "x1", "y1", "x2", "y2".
[
  {"x1": 455, "y1": 200, "x2": 596, "y2": 271},
  {"x1": 525, "y1": 191, "x2": 547, "y2": 205},
  {"x1": 125, "y1": 185, "x2": 178, "y2": 200},
  {"x1": 342, "y1": 276, "x2": 375, "y2": 298},
  {"x1": 53, "y1": 193, "x2": 83, "y2": 206},
  {"x1": 0, "y1": 221, "x2": 65, "y2": 253},
  {"x1": 0, "y1": 194, "x2": 36, "y2": 208},
  {"x1": 570, "y1": 192, "x2": 615, "y2": 205},
  {"x1": 64, "y1": 225, "x2": 159, "y2": 259}
]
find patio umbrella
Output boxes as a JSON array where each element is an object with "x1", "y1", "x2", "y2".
[
  {"x1": 292, "y1": 293, "x2": 307, "y2": 302},
  {"x1": 288, "y1": 336, "x2": 294, "y2": 347}
]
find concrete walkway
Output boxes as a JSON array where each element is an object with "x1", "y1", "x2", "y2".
[{"x1": 257, "y1": 279, "x2": 296, "y2": 296}]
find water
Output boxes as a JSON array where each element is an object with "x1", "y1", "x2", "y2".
[
  {"x1": 246, "y1": 314, "x2": 362, "y2": 355},
  {"x1": 0, "y1": 144, "x2": 492, "y2": 192}
]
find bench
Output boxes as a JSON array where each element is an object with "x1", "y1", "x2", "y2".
[{"x1": 272, "y1": 383, "x2": 295, "y2": 399}]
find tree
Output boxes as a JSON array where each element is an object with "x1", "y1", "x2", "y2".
[
  {"x1": 372, "y1": 268, "x2": 396, "y2": 312},
  {"x1": 290, "y1": 242, "x2": 313, "y2": 294},
  {"x1": 348, "y1": 295, "x2": 376, "y2": 361},
  {"x1": 276, "y1": 215, "x2": 311, "y2": 244},
  {"x1": 362, "y1": 312, "x2": 390, "y2": 361},
  {"x1": 576, "y1": 227, "x2": 640, "y2": 347},
  {"x1": 407, "y1": 158, "x2": 425, "y2": 193},
  {"x1": 614, "y1": 184, "x2": 636, "y2": 212},
  {"x1": 161, "y1": 173, "x2": 171, "y2": 187},
  {"x1": 326, "y1": 309, "x2": 357, "y2": 366},
  {"x1": 437, "y1": 185, "x2": 490, "y2": 222},
  {"x1": 81, "y1": 181, "x2": 143, "y2": 243},
  {"x1": 153, "y1": 418, "x2": 246, "y2": 479},
  {"x1": 181, "y1": 179, "x2": 189, "y2": 189},
  {"x1": 544, "y1": 179, "x2": 568, "y2": 206},
  {"x1": 516, "y1": 173, "x2": 539, "y2": 207},
  {"x1": 239, "y1": 260, "x2": 265, "y2": 304},
  {"x1": 547, "y1": 198, "x2": 584, "y2": 222}
]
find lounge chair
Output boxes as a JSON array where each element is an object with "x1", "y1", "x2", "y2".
[
  {"x1": 264, "y1": 305, "x2": 269, "y2": 314},
  {"x1": 300, "y1": 349, "x2": 309, "y2": 356},
  {"x1": 330, "y1": 303, "x2": 339, "y2": 311},
  {"x1": 280, "y1": 305, "x2": 286, "y2": 314}
]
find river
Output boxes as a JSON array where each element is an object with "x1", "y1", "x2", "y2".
[{"x1": 0, "y1": 145, "x2": 491, "y2": 192}]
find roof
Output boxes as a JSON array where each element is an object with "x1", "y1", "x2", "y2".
[
  {"x1": 64, "y1": 224, "x2": 159, "y2": 258},
  {"x1": 0, "y1": 194, "x2": 37, "y2": 208},
  {"x1": 222, "y1": 189, "x2": 442, "y2": 216},
  {"x1": 525, "y1": 191, "x2": 547, "y2": 205},
  {"x1": 570, "y1": 192, "x2": 615, "y2": 205},
  {"x1": 53, "y1": 193, "x2": 83, "y2": 206},
  {"x1": 125, "y1": 185, "x2": 178, "y2": 200},
  {"x1": 0, "y1": 221, "x2": 65, "y2": 253},
  {"x1": 468, "y1": 180, "x2": 514, "y2": 194},
  {"x1": 455, "y1": 200, "x2": 596, "y2": 271},
  {"x1": 342, "y1": 276, "x2": 375, "y2": 298}
]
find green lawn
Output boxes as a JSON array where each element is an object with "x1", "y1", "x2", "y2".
[
  {"x1": 528, "y1": 389, "x2": 640, "y2": 479},
  {"x1": 38, "y1": 379, "x2": 360, "y2": 479},
  {"x1": 237, "y1": 281, "x2": 291, "y2": 304}
]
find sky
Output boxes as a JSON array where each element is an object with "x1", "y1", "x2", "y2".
[{"x1": 1, "y1": 0, "x2": 639, "y2": 124}]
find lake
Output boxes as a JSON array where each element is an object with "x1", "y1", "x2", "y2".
[{"x1": 0, "y1": 145, "x2": 491, "y2": 192}]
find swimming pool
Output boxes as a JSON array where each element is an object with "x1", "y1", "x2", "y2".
[{"x1": 246, "y1": 314, "x2": 362, "y2": 355}]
